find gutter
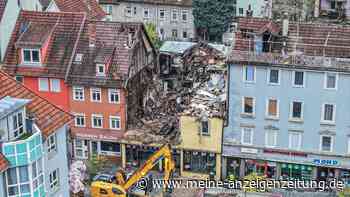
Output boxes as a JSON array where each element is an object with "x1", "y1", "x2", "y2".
[{"x1": 64, "y1": 13, "x2": 87, "y2": 81}]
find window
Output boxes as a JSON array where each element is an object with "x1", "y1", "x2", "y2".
[
  {"x1": 242, "y1": 97, "x2": 255, "y2": 115},
  {"x1": 183, "y1": 151, "x2": 216, "y2": 174},
  {"x1": 320, "y1": 135, "x2": 333, "y2": 152},
  {"x1": 47, "y1": 134, "x2": 57, "y2": 153},
  {"x1": 143, "y1": 8, "x2": 150, "y2": 18},
  {"x1": 239, "y1": 8, "x2": 244, "y2": 15},
  {"x1": 133, "y1": 6, "x2": 137, "y2": 15},
  {"x1": 266, "y1": 98, "x2": 279, "y2": 118},
  {"x1": 103, "y1": 5, "x2": 113, "y2": 15},
  {"x1": 125, "y1": 6, "x2": 132, "y2": 17},
  {"x1": 322, "y1": 103, "x2": 336, "y2": 123},
  {"x1": 108, "y1": 89, "x2": 120, "y2": 103},
  {"x1": 182, "y1": 10, "x2": 188, "y2": 22},
  {"x1": 73, "y1": 86, "x2": 84, "y2": 101},
  {"x1": 110, "y1": 116, "x2": 121, "y2": 130},
  {"x1": 183, "y1": 31, "x2": 188, "y2": 39},
  {"x1": 75, "y1": 53, "x2": 83, "y2": 62},
  {"x1": 268, "y1": 69, "x2": 280, "y2": 85},
  {"x1": 265, "y1": 130, "x2": 277, "y2": 147},
  {"x1": 171, "y1": 9, "x2": 178, "y2": 21},
  {"x1": 96, "y1": 64, "x2": 106, "y2": 76},
  {"x1": 90, "y1": 88, "x2": 101, "y2": 102},
  {"x1": 22, "y1": 49, "x2": 40, "y2": 64},
  {"x1": 6, "y1": 166, "x2": 32, "y2": 196},
  {"x1": 171, "y1": 29, "x2": 178, "y2": 38},
  {"x1": 324, "y1": 73, "x2": 338, "y2": 89},
  {"x1": 75, "y1": 113, "x2": 85, "y2": 127},
  {"x1": 200, "y1": 120, "x2": 210, "y2": 136},
  {"x1": 243, "y1": 66, "x2": 255, "y2": 82},
  {"x1": 12, "y1": 112, "x2": 24, "y2": 138},
  {"x1": 290, "y1": 101, "x2": 303, "y2": 120},
  {"x1": 159, "y1": 9, "x2": 165, "y2": 20},
  {"x1": 38, "y1": 78, "x2": 49, "y2": 91},
  {"x1": 289, "y1": 132, "x2": 302, "y2": 150},
  {"x1": 92, "y1": 114, "x2": 103, "y2": 128},
  {"x1": 15, "y1": 76, "x2": 23, "y2": 83},
  {"x1": 293, "y1": 71, "x2": 305, "y2": 87},
  {"x1": 49, "y1": 169, "x2": 59, "y2": 190},
  {"x1": 100, "y1": 142, "x2": 121, "y2": 155},
  {"x1": 50, "y1": 79, "x2": 60, "y2": 92},
  {"x1": 241, "y1": 128, "x2": 253, "y2": 145}
]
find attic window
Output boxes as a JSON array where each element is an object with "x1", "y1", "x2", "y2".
[
  {"x1": 96, "y1": 64, "x2": 106, "y2": 76},
  {"x1": 22, "y1": 49, "x2": 40, "y2": 64},
  {"x1": 75, "y1": 53, "x2": 83, "y2": 62}
]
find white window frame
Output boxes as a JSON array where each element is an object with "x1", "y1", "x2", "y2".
[
  {"x1": 267, "y1": 68, "x2": 280, "y2": 85},
  {"x1": 143, "y1": 7, "x2": 150, "y2": 18},
  {"x1": 109, "y1": 116, "x2": 121, "y2": 130},
  {"x1": 90, "y1": 88, "x2": 102, "y2": 102},
  {"x1": 92, "y1": 114, "x2": 103, "y2": 129},
  {"x1": 265, "y1": 98, "x2": 279, "y2": 119},
  {"x1": 12, "y1": 111, "x2": 24, "y2": 138},
  {"x1": 125, "y1": 6, "x2": 132, "y2": 17},
  {"x1": 241, "y1": 96, "x2": 255, "y2": 116},
  {"x1": 38, "y1": 78, "x2": 49, "y2": 92},
  {"x1": 324, "y1": 72, "x2": 338, "y2": 90},
  {"x1": 243, "y1": 65, "x2": 256, "y2": 83},
  {"x1": 50, "y1": 79, "x2": 61, "y2": 92},
  {"x1": 96, "y1": 64, "x2": 106, "y2": 76},
  {"x1": 288, "y1": 132, "x2": 302, "y2": 150},
  {"x1": 241, "y1": 127, "x2": 254, "y2": 145},
  {"x1": 22, "y1": 48, "x2": 41, "y2": 64},
  {"x1": 182, "y1": 9, "x2": 188, "y2": 22},
  {"x1": 289, "y1": 100, "x2": 304, "y2": 121},
  {"x1": 321, "y1": 103, "x2": 336, "y2": 124},
  {"x1": 292, "y1": 70, "x2": 305, "y2": 88},
  {"x1": 265, "y1": 130, "x2": 277, "y2": 148},
  {"x1": 73, "y1": 86, "x2": 84, "y2": 101},
  {"x1": 49, "y1": 169, "x2": 60, "y2": 191},
  {"x1": 47, "y1": 133, "x2": 57, "y2": 153},
  {"x1": 319, "y1": 135, "x2": 334, "y2": 152},
  {"x1": 171, "y1": 9, "x2": 178, "y2": 21},
  {"x1": 108, "y1": 89, "x2": 120, "y2": 104},
  {"x1": 103, "y1": 4, "x2": 113, "y2": 15},
  {"x1": 159, "y1": 8, "x2": 166, "y2": 20},
  {"x1": 75, "y1": 113, "x2": 86, "y2": 127}
]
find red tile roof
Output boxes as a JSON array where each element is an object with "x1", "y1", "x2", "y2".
[
  {"x1": 15, "y1": 22, "x2": 55, "y2": 48},
  {"x1": 0, "y1": 0, "x2": 6, "y2": 22},
  {"x1": 0, "y1": 154, "x2": 8, "y2": 172},
  {"x1": 53, "y1": 0, "x2": 106, "y2": 20},
  {"x1": 3, "y1": 11, "x2": 86, "y2": 78},
  {"x1": 0, "y1": 70, "x2": 74, "y2": 138}
]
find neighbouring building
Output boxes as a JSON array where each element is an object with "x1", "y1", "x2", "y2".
[
  {"x1": 234, "y1": 0, "x2": 272, "y2": 18},
  {"x1": 98, "y1": 0, "x2": 195, "y2": 41},
  {"x1": 46, "y1": 0, "x2": 107, "y2": 21},
  {"x1": 272, "y1": 0, "x2": 315, "y2": 21},
  {"x1": 0, "y1": 70, "x2": 73, "y2": 197},
  {"x1": 223, "y1": 17, "x2": 350, "y2": 183},
  {"x1": 315, "y1": 0, "x2": 349, "y2": 20},
  {"x1": 2, "y1": 11, "x2": 87, "y2": 111},
  {"x1": 0, "y1": 0, "x2": 43, "y2": 61},
  {"x1": 66, "y1": 20, "x2": 157, "y2": 163}
]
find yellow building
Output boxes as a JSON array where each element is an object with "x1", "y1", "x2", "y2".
[{"x1": 179, "y1": 116, "x2": 223, "y2": 180}]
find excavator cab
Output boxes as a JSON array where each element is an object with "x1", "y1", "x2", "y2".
[{"x1": 91, "y1": 181, "x2": 126, "y2": 197}]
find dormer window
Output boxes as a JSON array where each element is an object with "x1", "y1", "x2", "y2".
[
  {"x1": 96, "y1": 64, "x2": 106, "y2": 76},
  {"x1": 22, "y1": 49, "x2": 40, "y2": 64}
]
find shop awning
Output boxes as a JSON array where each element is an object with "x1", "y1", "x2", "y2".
[{"x1": 70, "y1": 127, "x2": 124, "y2": 142}]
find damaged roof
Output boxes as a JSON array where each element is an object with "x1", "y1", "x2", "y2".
[
  {"x1": 3, "y1": 11, "x2": 86, "y2": 78},
  {"x1": 160, "y1": 41, "x2": 228, "y2": 55},
  {"x1": 0, "y1": 70, "x2": 73, "y2": 138},
  {"x1": 99, "y1": 0, "x2": 192, "y2": 7},
  {"x1": 52, "y1": 0, "x2": 107, "y2": 20}
]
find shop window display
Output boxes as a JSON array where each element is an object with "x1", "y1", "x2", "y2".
[
  {"x1": 281, "y1": 163, "x2": 313, "y2": 180},
  {"x1": 183, "y1": 151, "x2": 216, "y2": 174},
  {"x1": 244, "y1": 160, "x2": 276, "y2": 178}
]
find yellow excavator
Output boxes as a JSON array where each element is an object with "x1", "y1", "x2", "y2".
[{"x1": 91, "y1": 144, "x2": 175, "y2": 197}]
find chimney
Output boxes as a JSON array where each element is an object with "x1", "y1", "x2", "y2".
[
  {"x1": 88, "y1": 22, "x2": 96, "y2": 47},
  {"x1": 314, "y1": 0, "x2": 320, "y2": 18},
  {"x1": 282, "y1": 13, "x2": 289, "y2": 37}
]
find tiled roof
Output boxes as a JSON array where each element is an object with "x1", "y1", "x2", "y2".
[
  {"x1": 3, "y1": 11, "x2": 86, "y2": 78},
  {"x1": 0, "y1": 0, "x2": 6, "y2": 22},
  {"x1": 53, "y1": 0, "x2": 106, "y2": 20},
  {"x1": 66, "y1": 21, "x2": 147, "y2": 87},
  {"x1": 0, "y1": 154, "x2": 8, "y2": 172},
  {"x1": 15, "y1": 22, "x2": 55, "y2": 48},
  {"x1": 0, "y1": 70, "x2": 73, "y2": 138},
  {"x1": 99, "y1": 0, "x2": 192, "y2": 7},
  {"x1": 39, "y1": 0, "x2": 52, "y2": 9}
]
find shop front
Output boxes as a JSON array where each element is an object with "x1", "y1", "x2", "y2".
[
  {"x1": 245, "y1": 159, "x2": 277, "y2": 178},
  {"x1": 182, "y1": 150, "x2": 217, "y2": 179},
  {"x1": 280, "y1": 163, "x2": 313, "y2": 180}
]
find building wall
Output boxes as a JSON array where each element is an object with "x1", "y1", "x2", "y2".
[
  {"x1": 102, "y1": 2, "x2": 195, "y2": 40},
  {"x1": 236, "y1": 0, "x2": 272, "y2": 18},
  {"x1": 44, "y1": 125, "x2": 70, "y2": 197},
  {"x1": 22, "y1": 77, "x2": 70, "y2": 111},
  {"x1": 0, "y1": 173, "x2": 5, "y2": 196},
  {"x1": 224, "y1": 64, "x2": 350, "y2": 155},
  {"x1": 68, "y1": 86, "x2": 127, "y2": 131}
]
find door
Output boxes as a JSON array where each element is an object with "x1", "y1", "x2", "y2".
[{"x1": 74, "y1": 139, "x2": 89, "y2": 159}]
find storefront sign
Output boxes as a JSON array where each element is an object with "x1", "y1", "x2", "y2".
[
  {"x1": 241, "y1": 148, "x2": 258, "y2": 154},
  {"x1": 313, "y1": 159, "x2": 339, "y2": 166},
  {"x1": 263, "y1": 149, "x2": 307, "y2": 157}
]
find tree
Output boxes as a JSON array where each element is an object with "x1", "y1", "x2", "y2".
[
  {"x1": 145, "y1": 22, "x2": 162, "y2": 49},
  {"x1": 86, "y1": 154, "x2": 108, "y2": 182},
  {"x1": 193, "y1": 0, "x2": 235, "y2": 42}
]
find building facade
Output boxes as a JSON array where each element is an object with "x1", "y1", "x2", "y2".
[
  {"x1": 234, "y1": 0, "x2": 272, "y2": 18},
  {"x1": 223, "y1": 18, "x2": 350, "y2": 183},
  {"x1": 0, "y1": 71, "x2": 73, "y2": 197},
  {"x1": 98, "y1": 0, "x2": 195, "y2": 41}
]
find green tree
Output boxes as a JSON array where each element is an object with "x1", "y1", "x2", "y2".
[
  {"x1": 86, "y1": 154, "x2": 108, "y2": 182},
  {"x1": 145, "y1": 22, "x2": 162, "y2": 49},
  {"x1": 193, "y1": 0, "x2": 235, "y2": 42}
]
